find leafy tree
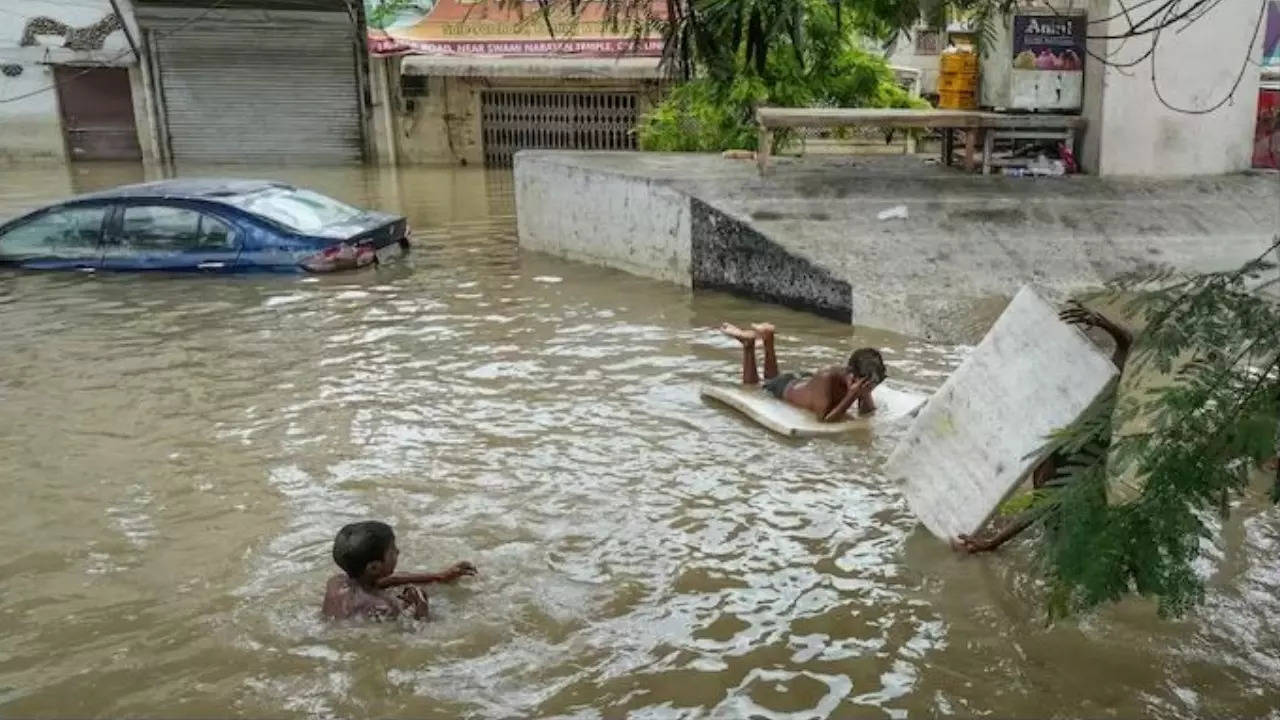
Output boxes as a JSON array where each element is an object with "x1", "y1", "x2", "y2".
[{"x1": 634, "y1": 0, "x2": 927, "y2": 151}]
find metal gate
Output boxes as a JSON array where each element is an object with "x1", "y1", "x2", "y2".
[
  {"x1": 141, "y1": 7, "x2": 363, "y2": 165},
  {"x1": 54, "y1": 67, "x2": 141, "y2": 161},
  {"x1": 481, "y1": 90, "x2": 638, "y2": 167}
]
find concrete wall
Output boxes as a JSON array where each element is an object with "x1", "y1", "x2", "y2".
[
  {"x1": 0, "y1": 62, "x2": 68, "y2": 163},
  {"x1": 395, "y1": 76, "x2": 485, "y2": 166},
  {"x1": 884, "y1": 28, "x2": 942, "y2": 95},
  {"x1": 1080, "y1": 0, "x2": 1110, "y2": 173},
  {"x1": 1084, "y1": 0, "x2": 1264, "y2": 176},
  {"x1": 0, "y1": 0, "x2": 145, "y2": 164},
  {"x1": 367, "y1": 56, "x2": 400, "y2": 167},
  {"x1": 515, "y1": 153, "x2": 691, "y2": 286}
]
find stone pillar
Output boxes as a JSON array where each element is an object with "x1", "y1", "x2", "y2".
[
  {"x1": 127, "y1": 63, "x2": 161, "y2": 166},
  {"x1": 366, "y1": 56, "x2": 399, "y2": 167}
]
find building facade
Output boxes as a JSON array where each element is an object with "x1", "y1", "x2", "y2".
[
  {"x1": 368, "y1": 55, "x2": 664, "y2": 167},
  {"x1": 363, "y1": 0, "x2": 666, "y2": 167},
  {"x1": 0, "y1": 0, "x2": 153, "y2": 163}
]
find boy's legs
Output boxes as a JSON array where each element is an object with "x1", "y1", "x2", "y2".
[
  {"x1": 720, "y1": 323, "x2": 759, "y2": 385},
  {"x1": 753, "y1": 323, "x2": 779, "y2": 379}
]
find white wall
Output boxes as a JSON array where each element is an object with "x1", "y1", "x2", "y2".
[
  {"x1": 515, "y1": 153, "x2": 692, "y2": 287},
  {"x1": 1085, "y1": 0, "x2": 1264, "y2": 176},
  {"x1": 0, "y1": 0, "x2": 136, "y2": 162},
  {"x1": 884, "y1": 29, "x2": 942, "y2": 95}
]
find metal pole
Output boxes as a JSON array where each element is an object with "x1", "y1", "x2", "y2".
[{"x1": 108, "y1": 0, "x2": 141, "y2": 63}]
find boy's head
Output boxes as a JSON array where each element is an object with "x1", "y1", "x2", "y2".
[
  {"x1": 846, "y1": 347, "x2": 886, "y2": 386},
  {"x1": 333, "y1": 521, "x2": 398, "y2": 581}
]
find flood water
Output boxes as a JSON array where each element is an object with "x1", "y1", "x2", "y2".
[{"x1": 1, "y1": 163, "x2": 1277, "y2": 719}]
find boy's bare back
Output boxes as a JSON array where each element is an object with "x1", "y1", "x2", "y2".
[{"x1": 322, "y1": 574, "x2": 428, "y2": 621}]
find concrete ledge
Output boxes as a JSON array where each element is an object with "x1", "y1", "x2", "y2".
[
  {"x1": 514, "y1": 151, "x2": 1280, "y2": 342},
  {"x1": 515, "y1": 153, "x2": 691, "y2": 286}
]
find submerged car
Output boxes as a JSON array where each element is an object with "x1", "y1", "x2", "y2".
[{"x1": 0, "y1": 179, "x2": 410, "y2": 273}]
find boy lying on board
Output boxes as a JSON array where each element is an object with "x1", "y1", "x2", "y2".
[{"x1": 720, "y1": 322, "x2": 886, "y2": 422}]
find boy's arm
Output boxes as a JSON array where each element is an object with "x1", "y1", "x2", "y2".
[
  {"x1": 377, "y1": 561, "x2": 477, "y2": 588},
  {"x1": 1059, "y1": 302, "x2": 1133, "y2": 370},
  {"x1": 857, "y1": 390, "x2": 877, "y2": 415},
  {"x1": 1097, "y1": 315, "x2": 1133, "y2": 370},
  {"x1": 378, "y1": 572, "x2": 448, "y2": 588},
  {"x1": 822, "y1": 376, "x2": 868, "y2": 422}
]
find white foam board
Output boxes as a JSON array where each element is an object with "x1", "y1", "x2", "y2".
[
  {"x1": 885, "y1": 285, "x2": 1119, "y2": 541},
  {"x1": 700, "y1": 383, "x2": 927, "y2": 438}
]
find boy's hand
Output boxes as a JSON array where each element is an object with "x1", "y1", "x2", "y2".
[
  {"x1": 1059, "y1": 300, "x2": 1105, "y2": 329},
  {"x1": 845, "y1": 375, "x2": 868, "y2": 396},
  {"x1": 446, "y1": 561, "x2": 478, "y2": 580}
]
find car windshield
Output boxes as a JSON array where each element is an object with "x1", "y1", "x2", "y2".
[{"x1": 228, "y1": 187, "x2": 361, "y2": 234}]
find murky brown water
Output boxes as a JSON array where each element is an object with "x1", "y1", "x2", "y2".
[{"x1": 1, "y1": 163, "x2": 1278, "y2": 719}]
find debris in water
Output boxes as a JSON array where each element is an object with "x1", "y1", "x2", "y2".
[{"x1": 877, "y1": 205, "x2": 909, "y2": 221}]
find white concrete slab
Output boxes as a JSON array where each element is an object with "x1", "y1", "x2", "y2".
[
  {"x1": 515, "y1": 154, "x2": 692, "y2": 287},
  {"x1": 885, "y1": 285, "x2": 1119, "y2": 541},
  {"x1": 700, "y1": 383, "x2": 927, "y2": 438}
]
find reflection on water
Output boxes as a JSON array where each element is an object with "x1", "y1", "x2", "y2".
[{"x1": 0, "y1": 163, "x2": 1277, "y2": 718}]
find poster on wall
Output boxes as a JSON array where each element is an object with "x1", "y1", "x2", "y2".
[
  {"x1": 1011, "y1": 14, "x2": 1085, "y2": 71},
  {"x1": 1255, "y1": 87, "x2": 1278, "y2": 169},
  {"x1": 365, "y1": 0, "x2": 664, "y2": 56},
  {"x1": 1264, "y1": 0, "x2": 1279, "y2": 68}
]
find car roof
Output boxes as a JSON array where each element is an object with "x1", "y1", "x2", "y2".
[{"x1": 74, "y1": 178, "x2": 295, "y2": 203}]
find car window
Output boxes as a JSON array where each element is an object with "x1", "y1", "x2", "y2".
[
  {"x1": 121, "y1": 206, "x2": 235, "y2": 250},
  {"x1": 0, "y1": 205, "x2": 107, "y2": 258},
  {"x1": 228, "y1": 188, "x2": 361, "y2": 234}
]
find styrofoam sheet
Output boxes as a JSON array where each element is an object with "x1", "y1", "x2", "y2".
[
  {"x1": 885, "y1": 285, "x2": 1119, "y2": 541},
  {"x1": 700, "y1": 383, "x2": 927, "y2": 437}
]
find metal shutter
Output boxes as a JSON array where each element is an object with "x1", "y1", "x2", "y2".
[
  {"x1": 148, "y1": 11, "x2": 362, "y2": 164},
  {"x1": 481, "y1": 90, "x2": 638, "y2": 167}
]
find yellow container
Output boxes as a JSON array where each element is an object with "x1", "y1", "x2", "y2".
[
  {"x1": 937, "y1": 72, "x2": 978, "y2": 93},
  {"x1": 938, "y1": 46, "x2": 979, "y2": 109},
  {"x1": 940, "y1": 50, "x2": 978, "y2": 74},
  {"x1": 938, "y1": 89, "x2": 978, "y2": 110}
]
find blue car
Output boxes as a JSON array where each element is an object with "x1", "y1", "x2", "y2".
[{"x1": 0, "y1": 179, "x2": 410, "y2": 273}]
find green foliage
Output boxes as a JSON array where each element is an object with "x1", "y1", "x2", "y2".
[
  {"x1": 943, "y1": 0, "x2": 1016, "y2": 56},
  {"x1": 636, "y1": 0, "x2": 927, "y2": 152},
  {"x1": 366, "y1": 0, "x2": 418, "y2": 30},
  {"x1": 637, "y1": 77, "x2": 763, "y2": 151},
  {"x1": 1030, "y1": 238, "x2": 1280, "y2": 620},
  {"x1": 996, "y1": 488, "x2": 1036, "y2": 517}
]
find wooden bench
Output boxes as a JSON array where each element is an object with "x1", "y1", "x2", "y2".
[{"x1": 755, "y1": 107, "x2": 1087, "y2": 176}]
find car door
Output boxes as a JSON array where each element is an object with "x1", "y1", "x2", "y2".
[
  {"x1": 0, "y1": 203, "x2": 108, "y2": 271},
  {"x1": 101, "y1": 202, "x2": 242, "y2": 272}
]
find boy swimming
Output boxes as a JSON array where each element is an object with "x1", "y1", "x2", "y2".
[
  {"x1": 321, "y1": 520, "x2": 477, "y2": 621},
  {"x1": 720, "y1": 322, "x2": 886, "y2": 422}
]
